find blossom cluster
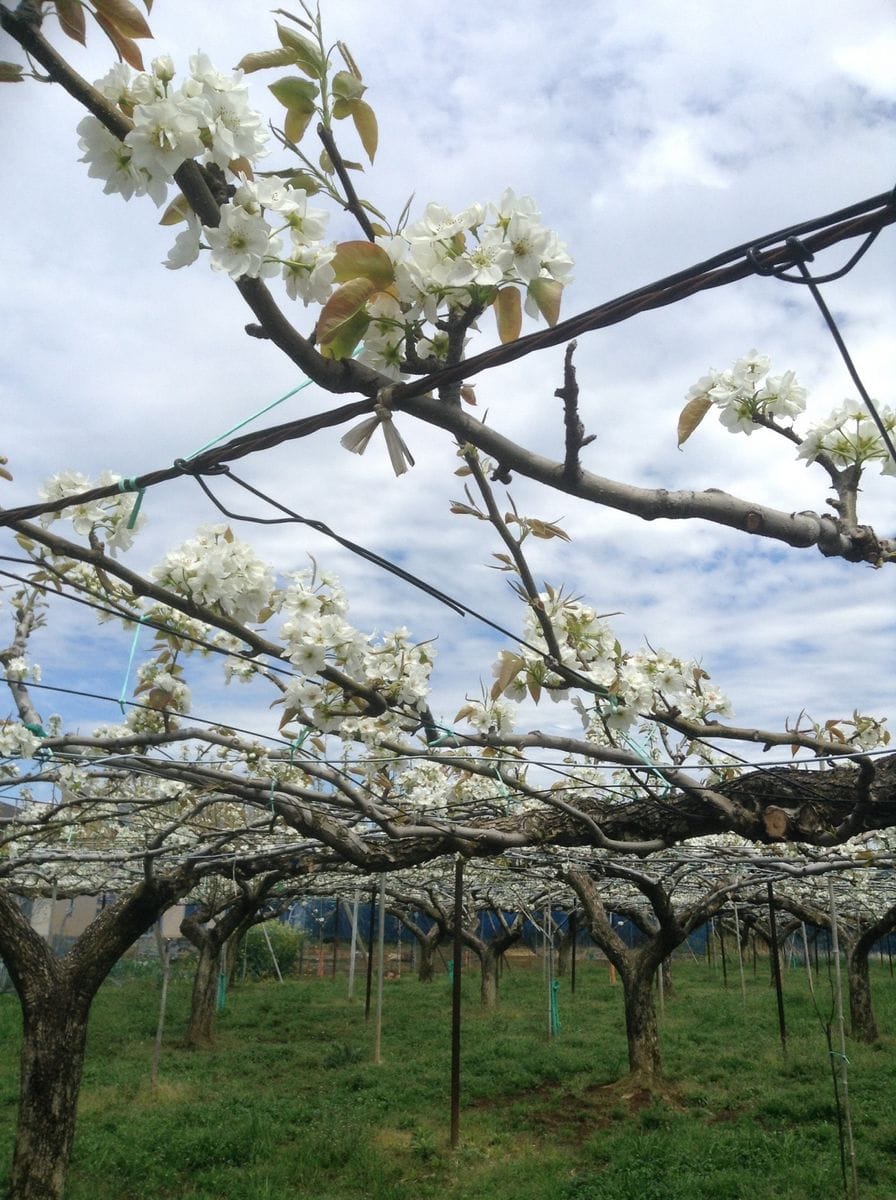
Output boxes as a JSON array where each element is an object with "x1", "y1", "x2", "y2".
[
  {"x1": 361, "y1": 191, "x2": 573, "y2": 378},
  {"x1": 78, "y1": 55, "x2": 267, "y2": 207},
  {"x1": 39, "y1": 470, "x2": 145, "y2": 553},
  {"x1": 686, "y1": 351, "x2": 808, "y2": 436},
  {"x1": 278, "y1": 568, "x2": 434, "y2": 737},
  {"x1": 460, "y1": 587, "x2": 732, "y2": 739},
  {"x1": 685, "y1": 353, "x2": 895, "y2": 475},
  {"x1": 797, "y1": 399, "x2": 896, "y2": 476},
  {"x1": 151, "y1": 525, "x2": 275, "y2": 625},
  {"x1": 166, "y1": 176, "x2": 336, "y2": 300},
  {"x1": 0, "y1": 721, "x2": 42, "y2": 767},
  {"x1": 3, "y1": 657, "x2": 41, "y2": 684}
]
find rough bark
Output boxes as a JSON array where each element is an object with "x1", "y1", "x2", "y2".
[
  {"x1": 461, "y1": 914, "x2": 524, "y2": 1009},
  {"x1": 388, "y1": 910, "x2": 445, "y2": 983},
  {"x1": 566, "y1": 866, "x2": 727, "y2": 1082},
  {"x1": 0, "y1": 873, "x2": 193, "y2": 1200},
  {"x1": 846, "y1": 941, "x2": 878, "y2": 1043},
  {"x1": 180, "y1": 883, "x2": 282, "y2": 1047},
  {"x1": 10, "y1": 986, "x2": 91, "y2": 1200},
  {"x1": 478, "y1": 946, "x2": 500, "y2": 1008},
  {"x1": 619, "y1": 961, "x2": 662, "y2": 1079},
  {"x1": 182, "y1": 931, "x2": 220, "y2": 1049}
]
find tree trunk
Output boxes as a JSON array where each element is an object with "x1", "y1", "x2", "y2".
[
  {"x1": 847, "y1": 940, "x2": 878, "y2": 1043},
  {"x1": 621, "y1": 963, "x2": 662, "y2": 1080},
  {"x1": 9, "y1": 988, "x2": 91, "y2": 1200},
  {"x1": 479, "y1": 947, "x2": 499, "y2": 1008},
  {"x1": 185, "y1": 938, "x2": 220, "y2": 1048},
  {"x1": 417, "y1": 939, "x2": 436, "y2": 982}
]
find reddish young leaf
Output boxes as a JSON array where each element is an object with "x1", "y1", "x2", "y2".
[
  {"x1": 331, "y1": 241, "x2": 394, "y2": 288},
  {"x1": 93, "y1": 0, "x2": 153, "y2": 39},
  {"x1": 56, "y1": 0, "x2": 87, "y2": 44},
  {"x1": 93, "y1": 12, "x2": 144, "y2": 69}
]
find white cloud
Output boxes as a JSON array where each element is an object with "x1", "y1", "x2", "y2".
[{"x1": 0, "y1": 0, "x2": 893, "y2": 767}]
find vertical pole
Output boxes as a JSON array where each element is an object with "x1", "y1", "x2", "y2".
[
  {"x1": 347, "y1": 889, "x2": 360, "y2": 1000},
  {"x1": 718, "y1": 917, "x2": 729, "y2": 988},
  {"x1": 732, "y1": 899, "x2": 747, "y2": 1003},
  {"x1": 801, "y1": 923, "x2": 816, "y2": 1001},
  {"x1": 828, "y1": 878, "x2": 859, "y2": 1200},
  {"x1": 766, "y1": 883, "x2": 787, "y2": 1057},
  {"x1": 262, "y1": 923, "x2": 284, "y2": 983},
  {"x1": 151, "y1": 929, "x2": 170, "y2": 1088},
  {"x1": 545, "y1": 906, "x2": 554, "y2": 1037},
  {"x1": 374, "y1": 876, "x2": 386, "y2": 1064},
  {"x1": 450, "y1": 857, "x2": 464, "y2": 1149},
  {"x1": 570, "y1": 910, "x2": 578, "y2": 996},
  {"x1": 657, "y1": 956, "x2": 665, "y2": 1019},
  {"x1": 364, "y1": 882, "x2": 376, "y2": 1021}
]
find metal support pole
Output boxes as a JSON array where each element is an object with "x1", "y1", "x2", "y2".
[
  {"x1": 450, "y1": 857, "x2": 464, "y2": 1149},
  {"x1": 767, "y1": 883, "x2": 787, "y2": 1057}
]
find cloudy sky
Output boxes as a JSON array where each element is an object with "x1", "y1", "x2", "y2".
[{"x1": 1, "y1": 0, "x2": 893, "y2": 756}]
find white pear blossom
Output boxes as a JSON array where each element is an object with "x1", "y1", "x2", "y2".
[
  {"x1": 77, "y1": 116, "x2": 168, "y2": 206},
  {"x1": 163, "y1": 213, "x2": 202, "y2": 270},
  {"x1": 282, "y1": 244, "x2": 336, "y2": 304},
  {"x1": 0, "y1": 722, "x2": 41, "y2": 761},
  {"x1": 125, "y1": 94, "x2": 205, "y2": 181},
  {"x1": 203, "y1": 203, "x2": 281, "y2": 280},
  {"x1": 798, "y1": 399, "x2": 896, "y2": 475},
  {"x1": 152, "y1": 525, "x2": 275, "y2": 624}
]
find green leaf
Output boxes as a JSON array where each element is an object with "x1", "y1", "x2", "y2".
[
  {"x1": 269, "y1": 76, "x2": 318, "y2": 144},
  {"x1": 351, "y1": 99, "x2": 378, "y2": 164},
  {"x1": 676, "y1": 394, "x2": 713, "y2": 448},
  {"x1": 317, "y1": 278, "x2": 376, "y2": 359},
  {"x1": 93, "y1": 0, "x2": 152, "y2": 39},
  {"x1": 331, "y1": 241, "x2": 394, "y2": 288},
  {"x1": 269, "y1": 75, "x2": 319, "y2": 109},
  {"x1": 276, "y1": 23, "x2": 324, "y2": 78},
  {"x1": 269, "y1": 168, "x2": 321, "y2": 195},
  {"x1": 494, "y1": 286, "x2": 522, "y2": 344},
  {"x1": 284, "y1": 108, "x2": 314, "y2": 144},
  {"x1": 527, "y1": 277, "x2": 563, "y2": 327},
  {"x1": 331, "y1": 70, "x2": 366, "y2": 101},
  {"x1": 0, "y1": 62, "x2": 25, "y2": 82},
  {"x1": 235, "y1": 48, "x2": 297, "y2": 74}
]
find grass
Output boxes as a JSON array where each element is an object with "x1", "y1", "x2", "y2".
[{"x1": 1, "y1": 954, "x2": 895, "y2": 1199}]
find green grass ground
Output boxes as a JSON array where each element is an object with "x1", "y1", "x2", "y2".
[{"x1": 1, "y1": 955, "x2": 894, "y2": 1199}]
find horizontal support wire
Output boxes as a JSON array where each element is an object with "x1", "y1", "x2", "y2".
[{"x1": 0, "y1": 188, "x2": 892, "y2": 530}]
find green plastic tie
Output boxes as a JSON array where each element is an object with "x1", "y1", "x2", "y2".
[
  {"x1": 550, "y1": 978, "x2": 562, "y2": 1035},
  {"x1": 118, "y1": 615, "x2": 148, "y2": 715},
  {"x1": 216, "y1": 964, "x2": 228, "y2": 1013},
  {"x1": 287, "y1": 730, "x2": 311, "y2": 764},
  {"x1": 23, "y1": 721, "x2": 52, "y2": 760},
  {"x1": 184, "y1": 377, "x2": 315, "y2": 462},
  {"x1": 493, "y1": 766, "x2": 511, "y2": 801},
  {"x1": 428, "y1": 723, "x2": 458, "y2": 747},
  {"x1": 117, "y1": 477, "x2": 145, "y2": 530}
]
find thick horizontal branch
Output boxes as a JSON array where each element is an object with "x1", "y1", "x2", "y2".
[{"x1": 394, "y1": 397, "x2": 892, "y2": 563}]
